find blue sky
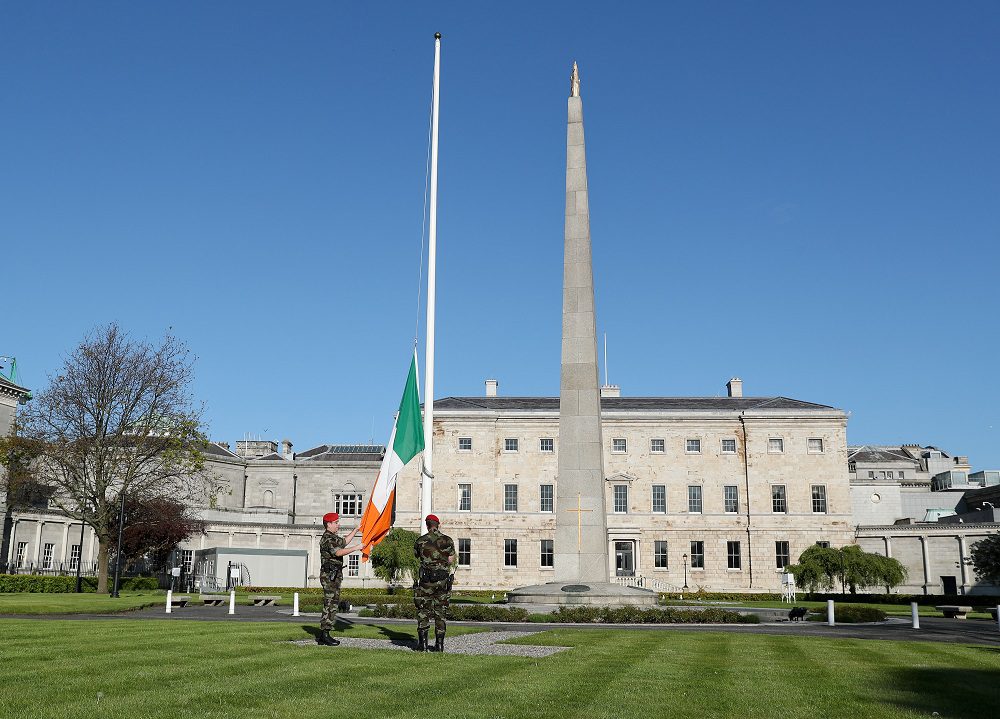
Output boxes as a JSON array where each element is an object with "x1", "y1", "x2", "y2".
[{"x1": 3, "y1": 2, "x2": 999, "y2": 468}]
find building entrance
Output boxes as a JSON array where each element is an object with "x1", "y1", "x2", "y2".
[{"x1": 615, "y1": 541, "x2": 635, "y2": 577}]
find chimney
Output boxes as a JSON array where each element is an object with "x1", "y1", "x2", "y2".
[
  {"x1": 727, "y1": 377, "x2": 743, "y2": 398},
  {"x1": 282, "y1": 439, "x2": 294, "y2": 460},
  {"x1": 485, "y1": 379, "x2": 498, "y2": 397},
  {"x1": 600, "y1": 385, "x2": 620, "y2": 398}
]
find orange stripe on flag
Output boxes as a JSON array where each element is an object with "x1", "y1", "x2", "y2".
[{"x1": 360, "y1": 485, "x2": 395, "y2": 561}]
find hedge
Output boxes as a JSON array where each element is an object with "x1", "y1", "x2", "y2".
[
  {"x1": 540, "y1": 605, "x2": 760, "y2": 624},
  {"x1": 660, "y1": 591, "x2": 784, "y2": 602},
  {"x1": 0, "y1": 575, "x2": 160, "y2": 593},
  {"x1": 806, "y1": 605, "x2": 887, "y2": 623},
  {"x1": 362, "y1": 603, "x2": 531, "y2": 622}
]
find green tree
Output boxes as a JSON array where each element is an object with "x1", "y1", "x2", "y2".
[
  {"x1": 786, "y1": 544, "x2": 906, "y2": 593},
  {"x1": 786, "y1": 544, "x2": 843, "y2": 592},
  {"x1": 968, "y1": 533, "x2": 1000, "y2": 583},
  {"x1": 17, "y1": 324, "x2": 213, "y2": 592},
  {"x1": 370, "y1": 528, "x2": 419, "y2": 591}
]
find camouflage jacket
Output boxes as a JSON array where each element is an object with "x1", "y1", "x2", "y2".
[
  {"x1": 414, "y1": 529, "x2": 455, "y2": 576},
  {"x1": 320, "y1": 530, "x2": 346, "y2": 577}
]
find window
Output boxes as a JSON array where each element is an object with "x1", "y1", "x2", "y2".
[
  {"x1": 775, "y1": 541, "x2": 790, "y2": 570},
  {"x1": 816, "y1": 541, "x2": 831, "y2": 549},
  {"x1": 688, "y1": 485, "x2": 702, "y2": 513},
  {"x1": 540, "y1": 484, "x2": 554, "y2": 513},
  {"x1": 654, "y1": 540, "x2": 668, "y2": 568},
  {"x1": 458, "y1": 538, "x2": 471, "y2": 566},
  {"x1": 262, "y1": 489, "x2": 274, "y2": 507},
  {"x1": 69, "y1": 544, "x2": 81, "y2": 571},
  {"x1": 458, "y1": 437, "x2": 472, "y2": 452},
  {"x1": 613, "y1": 485, "x2": 628, "y2": 513},
  {"x1": 771, "y1": 485, "x2": 787, "y2": 513},
  {"x1": 727, "y1": 541, "x2": 741, "y2": 570},
  {"x1": 690, "y1": 541, "x2": 705, "y2": 569},
  {"x1": 652, "y1": 485, "x2": 666, "y2": 513},
  {"x1": 612, "y1": 438, "x2": 627, "y2": 453},
  {"x1": 347, "y1": 554, "x2": 360, "y2": 577},
  {"x1": 458, "y1": 483, "x2": 472, "y2": 511},
  {"x1": 42, "y1": 543, "x2": 54, "y2": 570},
  {"x1": 808, "y1": 438, "x2": 824, "y2": 453},
  {"x1": 540, "y1": 539, "x2": 554, "y2": 568},
  {"x1": 540, "y1": 438, "x2": 554, "y2": 453},
  {"x1": 504, "y1": 438, "x2": 519, "y2": 452},
  {"x1": 868, "y1": 471, "x2": 875, "y2": 478},
  {"x1": 334, "y1": 493, "x2": 363, "y2": 516},
  {"x1": 768, "y1": 438, "x2": 784, "y2": 453},
  {"x1": 721, "y1": 438, "x2": 737, "y2": 454},
  {"x1": 179, "y1": 549, "x2": 193, "y2": 575},
  {"x1": 15, "y1": 542, "x2": 27, "y2": 568},
  {"x1": 811, "y1": 485, "x2": 828, "y2": 513},
  {"x1": 898, "y1": 471, "x2": 904, "y2": 480},
  {"x1": 686, "y1": 439, "x2": 701, "y2": 454},
  {"x1": 724, "y1": 485, "x2": 739, "y2": 513},
  {"x1": 650, "y1": 438, "x2": 665, "y2": 454},
  {"x1": 886, "y1": 471, "x2": 894, "y2": 479},
  {"x1": 504, "y1": 484, "x2": 518, "y2": 512},
  {"x1": 504, "y1": 539, "x2": 518, "y2": 567}
]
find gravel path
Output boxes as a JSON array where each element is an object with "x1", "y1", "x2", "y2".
[{"x1": 289, "y1": 630, "x2": 569, "y2": 657}]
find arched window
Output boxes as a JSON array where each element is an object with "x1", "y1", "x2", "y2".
[{"x1": 263, "y1": 490, "x2": 274, "y2": 507}]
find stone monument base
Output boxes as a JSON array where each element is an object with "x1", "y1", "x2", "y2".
[{"x1": 507, "y1": 581, "x2": 658, "y2": 609}]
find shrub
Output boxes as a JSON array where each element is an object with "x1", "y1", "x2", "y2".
[
  {"x1": 365, "y1": 603, "x2": 530, "y2": 622},
  {"x1": 0, "y1": 575, "x2": 96, "y2": 593},
  {"x1": 659, "y1": 591, "x2": 783, "y2": 603},
  {"x1": 546, "y1": 605, "x2": 758, "y2": 624},
  {"x1": 806, "y1": 604, "x2": 886, "y2": 623}
]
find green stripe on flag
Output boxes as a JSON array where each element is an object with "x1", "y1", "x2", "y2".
[{"x1": 392, "y1": 352, "x2": 424, "y2": 463}]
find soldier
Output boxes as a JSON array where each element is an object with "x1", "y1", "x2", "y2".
[
  {"x1": 413, "y1": 513, "x2": 456, "y2": 652},
  {"x1": 317, "y1": 511, "x2": 362, "y2": 646}
]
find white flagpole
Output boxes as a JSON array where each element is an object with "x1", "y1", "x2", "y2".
[{"x1": 421, "y1": 32, "x2": 442, "y2": 519}]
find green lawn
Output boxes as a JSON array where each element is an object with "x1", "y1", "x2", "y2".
[
  {"x1": 1, "y1": 618, "x2": 997, "y2": 719},
  {"x1": 671, "y1": 598, "x2": 998, "y2": 619},
  {"x1": 0, "y1": 591, "x2": 163, "y2": 614}
]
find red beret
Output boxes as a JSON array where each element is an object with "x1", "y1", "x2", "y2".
[
  {"x1": 425, "y1": 514, "x2": 440, "y2": 524},
  {"x1": 323, "y1": 512, "x2": 339, "y2": 524}
]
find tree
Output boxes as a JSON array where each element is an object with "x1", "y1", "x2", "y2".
[
  {"x1": 370, "y1": 528, "x2": 419, "y2": 591},
  {"x1": 968, "y1": 533, "x2": 1000, "y2": 583},
  {"x1": 0, "y1": 430, "x2": 51, "y2": 567},
  {"x1": 109, "y1": 495, "x2": 205, "y2": 572},
  {"x1": 786, "y1": 544, "x2": 907, "y2": 594},
  {"x1": 17, "y1": 324, "x2": 212, "y2": 592}
]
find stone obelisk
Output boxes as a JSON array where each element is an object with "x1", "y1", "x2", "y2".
[{"x1": 554, "y1": 62, "x2": 609, "y2": 584}]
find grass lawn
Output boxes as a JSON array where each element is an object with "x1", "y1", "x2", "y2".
[
  {"x1": 671, "y1": 598, "x2": 998, "y2": 619},
  {"x1": 1, "y1": 619, "x2": 998, "y2": 719},
  {"x1": 0, "y1": 591, "x2": 163, "y2": 614}
]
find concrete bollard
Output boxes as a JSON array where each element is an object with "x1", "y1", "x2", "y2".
[
  {"x1": 293, "y1": 592, "x2": 300, "y2": 617},
  {"x1": 166, "y1": 590, "x2": 172, "y2": 615},
  {"x1": 827, "y1": 600, "x2": 835, "y2": 626},
  {"x1": 911, "y1": 602, "x2": 919, "y2": 629},
  {"x1": 229, "y1": 590, "x2": 235, "y2": 615}
]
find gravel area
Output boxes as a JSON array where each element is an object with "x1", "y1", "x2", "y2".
[{"x1": 289, "y1": 630, "x2": 569, "y2": 657}]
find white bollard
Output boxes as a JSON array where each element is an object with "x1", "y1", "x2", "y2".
[
  {"x1": 996, "y1": 605, "x2": 999, "y2": 633},
  {"x1": 229, "y1": 590, "x2": 235, "y2": 615},
  {"x1": 911, "y1": 602, "x2": 919, "y2": 629},
  {"x1": 293, "y1": 592, "x2": 300, "y2": 617},
  {"x1": 166, "y1": 590, "x2": 172, "y2": 615},
  {"x1": 827, "y1": 600, "x2": 835, "y2": 626}
]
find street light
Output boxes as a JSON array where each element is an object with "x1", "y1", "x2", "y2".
[
  {"x1": 682, "y1": 553, "x2": 689, "y2": 591},
  {"x1": 110, "y1": 491, "x2": 126, "y2": 598}
]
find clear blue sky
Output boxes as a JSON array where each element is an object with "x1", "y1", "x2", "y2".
[{"x1": 3, "y1": 3, "x2": 999, "y2": 468}]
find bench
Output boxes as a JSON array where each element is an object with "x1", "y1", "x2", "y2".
[
  {"x1": 936, "y1": 605, "x2": 973, "y2": 619},
  {"x1": 200, "y1": 594, "x2": 228, "y2": 606},
  {"x1": 169, "y1": 595, "x2": 191, "y2": 608},
  {"x1": 250, "y1": 595, "x2": 281, "y2": 607}
]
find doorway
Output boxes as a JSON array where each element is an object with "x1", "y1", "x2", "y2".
[
  {"x1": 941, "y1": 575, "x2": 958, "y2": 595},
  {"x1": 615, "y1": 541, "x2": 635, "y2": 577}
]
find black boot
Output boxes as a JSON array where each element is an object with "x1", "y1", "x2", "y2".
[
  {"x1": 318, "y1": 630, "x2": 340, "y2": 647},
  {"x1": 434, "y1": 630, "x2": 445, "y2": 653},
  {"x1": 416, "y1": 628, "x2": 428, "y2": 652}
]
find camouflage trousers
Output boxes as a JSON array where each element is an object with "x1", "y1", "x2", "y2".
[
  {"x1": 414, "y1": 578, "x2": 450, "y2": 632},
  {"x1": 320, "y1": 572, "x2": 342, "y2": 631}
]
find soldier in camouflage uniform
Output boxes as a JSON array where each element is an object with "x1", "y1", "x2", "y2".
[
  {"x1": 413, "y1": 514, "x2": 456, "y2": 652},
  {"x1": 318, "y1": 512, "x2": 362, "y2": 646}
]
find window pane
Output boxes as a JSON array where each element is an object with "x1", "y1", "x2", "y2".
[
  {"x1": 771, "y1": 485, "x2": 786, "y2": 513},
  {"x1": 690, "y1": 541, "x2": 704, "y2": 568},
  {"x1": 614, "y1": 485, "x2": 628, "y2": 513},
  {"x1": 458, "y1": 437, "x2": 472, "y2": 451},
  {"x1": 724, "y1": 485, "x2": 739, "y2": 513},
  {"x1": 504, "y1": 539, "x2": 518, "y2": 567},
  {"x1": 727, "y1": 541, "x2": 741, "y2": 569},
  {"x1": 540, "y1": 539, "x2": 554, "y2": 568},
  {"x1": 654, "y1": 540, "x2": 668, "y2": 568},
  {"x1": 540, "y1": 484, "x2": 554, "y2": 513},
  {"x1": 612, "y1": 438, "x2": 627, "y2": 453},
  {"x1": 504, "y1": 438, "x2": 518, "y2": 452},
  {"x1": 686, "y1": 439, "x2": 701, "y2": 453},
  {"x1": 808, "y1": 438, "x2": 823, "y2": 453},
  {"x1": 540, "y1": 438, "x2": 554, "y2": 453},
  {"x1": 458, "y1": 538, "x2": 471, "y2": 566},
  {"x1": 775, "y1": 541, "x2": 790, "y2": 569},
  {"x1": 811, "y1": 485, "x2": 828, "y2": 513},
  {"x1": 652, "y1": 485, "x2": 666, "y2": 513},
  {"x1": 650, "y1": 438, "x2": 665, "y2": 453},
  {"x1": 504, "y1": 484, "x2": 518, "y2": 512},
  {"x1": 721, "y1": 438, "x2": 736, "y2": 453},
  {"x1": 688, "y1": 485, "x2": 702, "y2": 513},
  {"x1": 769, "y1": 438, "x2": 784, "y2": 453},
  {"x1": 459, "y1": 484, "x2": 472, "y2": 511}
]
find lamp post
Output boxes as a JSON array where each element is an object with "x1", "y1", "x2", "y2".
[
  {"x1": 110, "y1": 491, "x2": 126, "y2": 598},
  {"x1": 74, "y1": 517, "x2": 86, "y2": 593},
  {"x1": 682, "y1": 553, "x2": 689, "y2": 592}
]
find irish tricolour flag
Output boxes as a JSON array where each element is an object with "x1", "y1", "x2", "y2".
[{"x1": 359, "y1": 350, "x2": 425, "y2": 559}]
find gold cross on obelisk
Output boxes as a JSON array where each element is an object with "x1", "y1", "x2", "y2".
[{"x1": 564, "y1": 493, "x2": 593, "y2": 549}]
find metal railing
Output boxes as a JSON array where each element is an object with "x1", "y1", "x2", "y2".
[{"x1": 613, "y1": 574, "x2": 683, "y2": 593}]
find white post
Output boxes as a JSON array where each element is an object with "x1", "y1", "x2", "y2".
[
  {"x1": 228, "y1": 590, "x2": 235, "y2": 615},
  {"x1": 293, "y1": 592, "x2": 300, "y2": 617},
  {"x1": 996, "y1": 605, "x2": 999, "y2": 633},
  {"x1": 166, "y1": 590, "x2": 173, "y2": 614},
  {"x1": 911, "y1": 602, "x2": 919, "y2": 630},
  {"x1": 827, "y1": 600, "x2": 835, "y2": 626},
  {"x1": 420, "y1": 32, "x2": 442, "y2": 520}
]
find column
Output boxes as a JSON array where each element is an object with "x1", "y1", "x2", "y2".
[
  {"x1": 958, "y1": 535, "x2": 969, "y2": 594},
  {"x1": 7, "y1": 518, "x2": 17, "y2": 567},
  {"x1": 919, "y1": 535, "x2": 931, "y2": 595},
  {"x1": 255, "y1": 531, "x2": 261, "y2": 549},
  {"x1": 33, "y1": 521, "x2": 44, "y2": 566},
  {"x1": 883, "y1": 536, "x2": 892, "y2": 558},
  {"x1": 60, "y1": 523, "x2": 70, "y2": 565}
]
